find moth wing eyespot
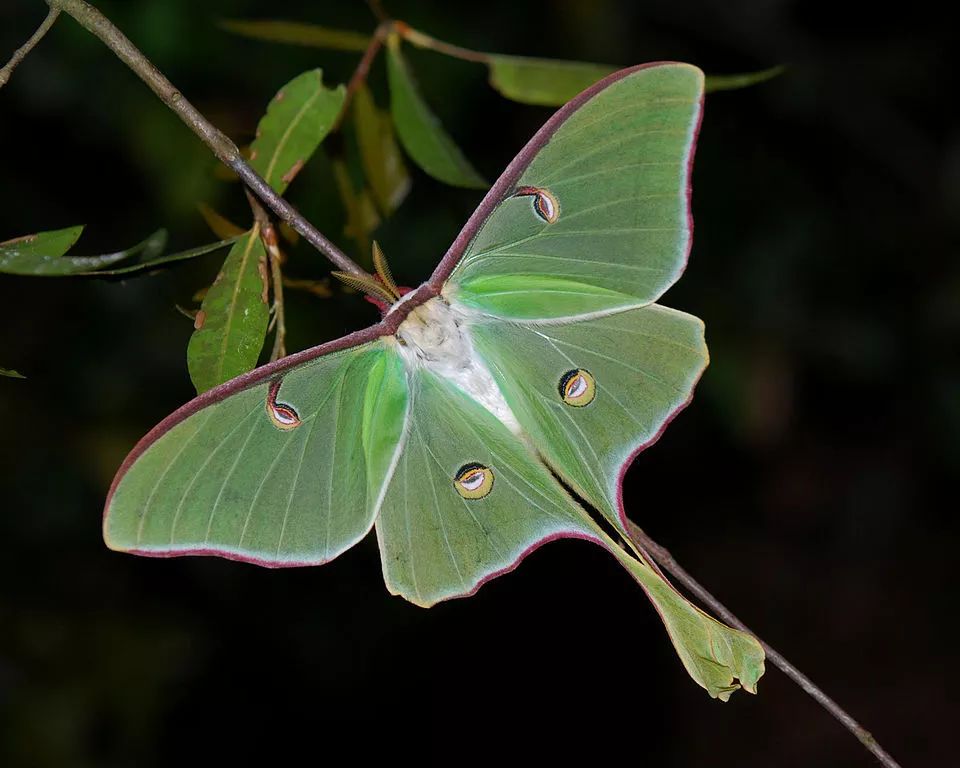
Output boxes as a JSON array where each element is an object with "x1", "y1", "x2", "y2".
[
  {"x1": 512, "y1": 185, "x2": 559, "y2": 224},
  {"x1": 558, "y1": 368, "x2": 596, "y2": 407},
  {"x1": 266, "y1": 379, "x2": 302, "y2": 430},
  {"x1": 454, "y1": 462, "x2": 495, "y2": 500}
]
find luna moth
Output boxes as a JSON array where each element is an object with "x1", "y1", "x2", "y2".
[{"x1": 103, "y1": 62, "x2": 765, "y2": 700}]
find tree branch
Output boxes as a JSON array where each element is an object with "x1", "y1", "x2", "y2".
[
  {"x1": 626, "y1": 521, "x2": 902, "y2": 768},
  {"x1": 45, "y1": 0, "x2": 370, "y2": 279},
  {"x1": 0, "y1": 7, "x2": 61, "y2": 89}
]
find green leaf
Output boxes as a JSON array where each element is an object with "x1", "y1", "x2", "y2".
[
  {"x1": 1, "y1": 368, "x2": 26, "y2": 379},
  {"x1": 198, "y1": 203, "x2": 246, "y2": 239},
  {"x1": 94, "y1": 238, "x2": 239, "y2": 276},
  {"x1": 219, "y1": 19, "x2": 370, "y2": 52},
  {"x1": 187, "y1": 228, "x2": 270, "y2": 394},
  {"x1": 332, "y1": 158, "x2": 380, "y2": 260},
  {"x1": 353, "y1": 84, "x2": 411, "y2": 215},
  {"x1": 488, "y1": 55, "x2": 616, "y2": 106},
  {"x1": 0, "y1": 226, "x2": 236, "y2": 277},
  {"x1": 487, "y1": 55, "x2": 783, "y2": 105},
  {"x1": 249, "y1": 69, "x2": 345, "y2": 195},
  {"x1": 704, "y1": 65, "x2": 785, "y2": 92},
  {"x1": 0, "y1": 226, "x2": 158, "y2": 275},
  {"x1": 386, "y1": 38, "x2": 486, "y2": 189}
]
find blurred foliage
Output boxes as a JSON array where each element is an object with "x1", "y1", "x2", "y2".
[
  {"x1": 0, "y1": 227, "x2": 235, "y2": 276},
  {"x1": 352, "y1": 83, "x2": 410, "y2": 215},
  {"x1": 384, "y1": 34, "x2": 488, "y2": 188},
  {"x1": 1, "y1": 0, "x2": 958, "y2": 766}
]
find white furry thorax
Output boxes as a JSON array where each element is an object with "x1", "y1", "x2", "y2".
[{"x1": 395, "y1": 298, "x2": 522, "y2": 434}]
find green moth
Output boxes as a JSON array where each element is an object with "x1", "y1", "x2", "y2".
[{"x1": 103, "y1": 62, "x2": 765, "y2": 700}]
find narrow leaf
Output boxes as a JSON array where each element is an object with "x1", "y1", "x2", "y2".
[
  {"x1": 0, "y1": 225, "x2": 147, "y2": 276},
  {"x1": 332, "y1": 157, "x2": 380, "y2": 259},
  {"x1": 198, "y1": 203, "x2": 246, "y2": 239},
  {"x1": 353, "y1": 83, "x2": 411, "y2": 215},
  {"x1": 0, "y1": 225, "x2": 235, "y2": 277},
  {"x1": 187, "y1": 227, "x2": 270, "y2": 394},
  {"x1": 1, "y1": 368, "x2": 26, "y2": 379},
  {"x1": 386, "y1": 38, "x2": 486, "y2": 189},
  {"x1": 219, "y1": 19, "x2": 370, "y2": 52},
  {"x1": 93, "y1": 238, "x2": 239, "y2": 276},
  {"x1": 705, "y1": 65, "x2": 785, "y2": 92},
  {"x1": 250, "y1": 69, "x2": 345, "y2": 195},
  {"x1": 282, "y1": 277, "x2": 331, "y2": 298},
  {"x1": 488, "y1": 55, "x2": 616, "y2": 106},
  {"x1": 488, "y1": 55, "x2": 783, "y2": 105}
]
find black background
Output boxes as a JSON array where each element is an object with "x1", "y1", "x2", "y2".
[{"x1": 1, "y1": 1, "x2": 956, "y2": 765}]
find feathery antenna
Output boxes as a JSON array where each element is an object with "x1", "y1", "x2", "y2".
[{"x1": 372, "y1": 241, "x2": 401, "y2": 300}]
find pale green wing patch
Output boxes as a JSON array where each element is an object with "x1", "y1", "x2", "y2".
[
  {"x1": 375, "y1": 368, "x2": 595, "y2": 607},
  {"x1": 466, "y1": 303, "x2": 764, "y2": 697},
  {"x1": 451, "y1": 275, "x2": 637, "y2": 320},
  {"x1": 105, "y1": 341, "x2": 408, "y2": 565},
  {"x1": 447, "y1": 63, "x2": 703, "y2": 321},
  {"x1": 606, "y1": 542, "x2": 766, "y2": 700},
  {"x1": 469, "y1": 303, "x2": 707, "y2": 536}
]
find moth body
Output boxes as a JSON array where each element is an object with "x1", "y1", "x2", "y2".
[{"x1": 395, "y1": 297, "x2": 521, "y2": 435}]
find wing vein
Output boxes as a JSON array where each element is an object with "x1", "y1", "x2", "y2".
[
  {"x1": 169, "y1": 403, "x2": 262, "y2": 544},
  {"x1": 418, "y1": 423, "x2": 467, "y2": 587},
  {"x1": 136, "y1": 411, "x2": 214, "y2": 545}
]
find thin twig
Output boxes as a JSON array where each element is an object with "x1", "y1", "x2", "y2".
[
  {"x1": 282, "y1": 276, "x2": 332, "y2": 298},
  {"x1": 46, "y1": 0, "x2": 370, "y2": 279},
  {"x1": 331, "y1": 22, "x2": 389, "y2": 132},
  {"x1": 625, "y1": 520, "x2": 902, "y2": 768},
  {"x1": 0, "y1": 7, "x2": 61, "y2": 88},
  {"x1": 365, "y1": 0, "x2": 389, "y2": 24},
  {"x1": 246, "y1": 192, "x2": 286, "y2": 361}
]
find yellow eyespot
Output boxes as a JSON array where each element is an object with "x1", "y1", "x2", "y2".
[
  {"x1": 454, "y1": 463, "x2": 495, "y2": 500},
  {"x1": 266, "y1": 379, "x2": 301, "y2": 430},
  {"x1": 559, "y1": 369, "x2": 596, "y2": 407}
]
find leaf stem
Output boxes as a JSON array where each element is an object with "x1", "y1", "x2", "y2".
[
  {"x1": 247, "y1": 192, "x2": 286, "y2": 361},
  {"x1": 0, "y1": 6, "x2": 61, "y2": 89},
  {"x1": 394, "y1": 23, "x2": 490, "y2": 64},
  {"x1": 365, "y1": 0, "x2": 389, "y2": 24},
  {"x1": 45, "y1": 0, "x2": 370, "y2": 279},
  {"x1": 625, "y1": 520, "x2": 902, "y2": 768},
  {"x1": 267, "y1": 240, "x2": 286, "y2": 361},
  {"x1": 331, "y1": 22, "x2": 389, "y2": 133}
]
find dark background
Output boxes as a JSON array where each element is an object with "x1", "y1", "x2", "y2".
[{"x1": 1, "y1": 1, "x2": 956, "y2": 765}]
